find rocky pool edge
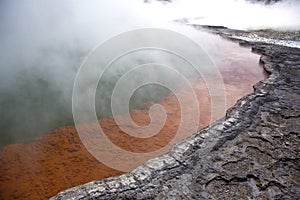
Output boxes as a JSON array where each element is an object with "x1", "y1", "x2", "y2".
[{"x1": 51, "y1": 28, "x2": 300, "y2": 199}]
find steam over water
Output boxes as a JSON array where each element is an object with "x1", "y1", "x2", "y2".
[
  {"x1": 0, "y1": 0, "x2": 299, "y2": 146},
  {"x1": 143, "y1": 0, "x2": 300, "y2": 30}
]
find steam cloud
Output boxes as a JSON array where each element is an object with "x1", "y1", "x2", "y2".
[
  {"x1": 143, "y1": 0, "x2": 300, "y2": 30},
  {"x1": 0, "y1": 0, "x2": 299, "y2": 146}
]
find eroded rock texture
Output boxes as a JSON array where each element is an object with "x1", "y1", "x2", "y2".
[{"x1": 51, "y1": 34, "x2": 300, "y2": 199}]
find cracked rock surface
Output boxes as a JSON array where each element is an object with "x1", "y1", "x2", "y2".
[{"x1": 51, "y1": 31, "x2": 300, "y2": 199}]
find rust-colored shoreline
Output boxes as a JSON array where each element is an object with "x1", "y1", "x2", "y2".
[{"x1": 0, "y1": 40, "x2": 265, "y2": 200}]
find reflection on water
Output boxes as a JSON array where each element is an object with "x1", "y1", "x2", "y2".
[{"x1": 0, "y1": 35, "x2": 265, "y2": 199}]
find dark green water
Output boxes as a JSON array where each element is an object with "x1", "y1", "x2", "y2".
[{"x1": 0, "y1": 49, "x2": 197, "y2": 147}]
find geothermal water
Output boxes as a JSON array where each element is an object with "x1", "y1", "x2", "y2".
[{"x1": 0, "y1": 33, "x2": 266, "y2": 199}]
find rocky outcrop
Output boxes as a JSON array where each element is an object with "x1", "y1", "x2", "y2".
[
  {"x1": 246, "y1": 0, "x2": 282, "y2": 4},
  {"x1": 51, "y1": 31, "x2": 300, "y2": 199},
  {"x1": 194, "y1": 25, "x2": 300, "y2": 48}
]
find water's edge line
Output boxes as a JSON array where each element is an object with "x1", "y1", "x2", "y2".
[{"x1": 50, "y1": 30, "x2": 290, "y2": 199}]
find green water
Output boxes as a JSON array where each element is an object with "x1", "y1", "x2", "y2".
[{"x1": 0, "y1": 49, "x2": 196, "y2": 147}]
